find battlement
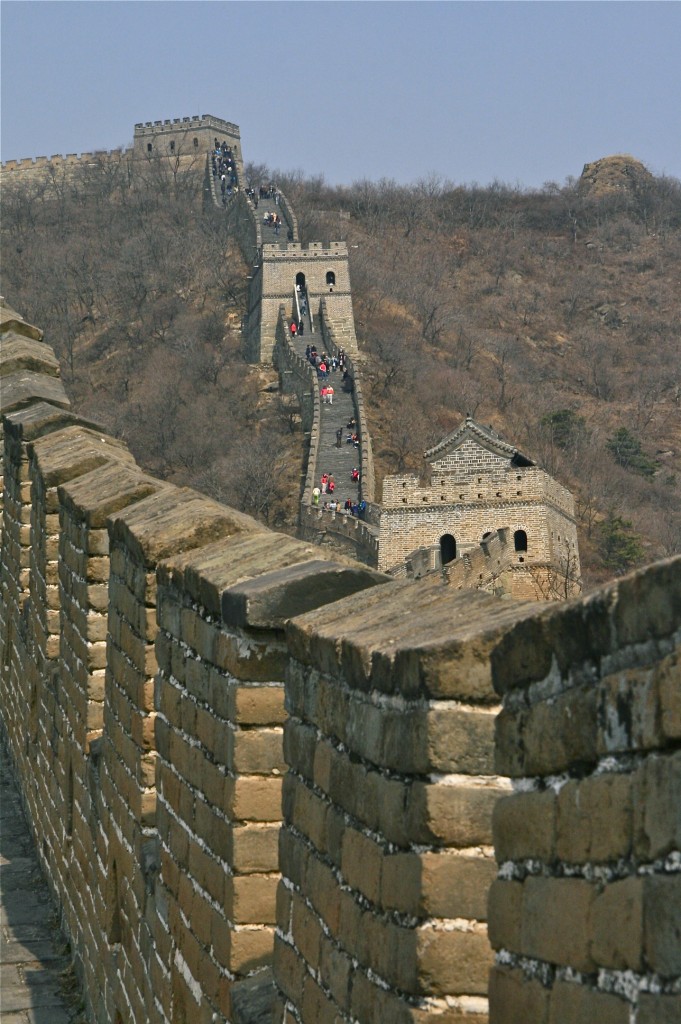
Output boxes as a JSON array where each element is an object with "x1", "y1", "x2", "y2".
[
  {"x1": 382, "y1": 464, "x2": 575, "y2": 518},
  {"x1": 1, "y1": 148, "x2": 130, "y2": 173},
  {"x1": 133, "y1": 113, "x2": 240, "y2": 137},
  {"x1": 262, "y1": 240, "x2": 347, "y2": 258}
]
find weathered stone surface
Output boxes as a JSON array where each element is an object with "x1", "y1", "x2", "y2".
[
  {"x1": 288, "y1": 582, "x2": 539, "y2": 700},
  {"x1": 232, "y1": 967, "x2": 275, "y2": 1024},
  {"x1": 591, "y1": 877, "x2": 643, "y2": 970},
  {"x1": 4, "y1": 402, "x2": 93, "y2": 444},
  {"x1": 222, "y1": 557, "x2": 388, "y2": 628},
  {"x1": 31, "y1": 424, "x2": 134, "y2": 488},
  {"x1": 0, "y1": 333, "x2": 60, "y2": 377},
  {"x1": 0, "y1": 369, "x2": 70, "y2": 413},
  {"x1": 59, "y1": 461, "x2": 162, "y2": 527},
  {"x1": 493, "y1": 790, "x2": 556, "y2": 863},
  {"x1": 111, "y1": 485, "x2": 260, "y2": 567},
  {"x1": 548, "y1": 981, "x2": 629, "y2": 1024}
]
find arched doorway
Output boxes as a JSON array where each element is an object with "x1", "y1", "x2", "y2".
[
  {"x1": 440, "y1": 534, "x2": 456, "y2": 565},
  {"x1": 514, "y1": 529, "x2": 527, "y2": 552},
  {"x1": 326, "y1": 270, "x2": 336, "y2": 286},
  {"x1": 296, "y1": 272, "x2": 306, "y2": 291}
]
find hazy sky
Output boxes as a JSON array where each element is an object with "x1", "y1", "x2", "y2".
[{"x1": 2, "y1": 1, "x2": 680, "y2": 189}]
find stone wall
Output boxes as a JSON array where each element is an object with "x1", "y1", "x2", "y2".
[
  {"x1": 488, "y1": 557, "x2": 681, "y2": 1024},
  {"x1": 0, "y1": 304, "x2": 389, "y2": 1023}
]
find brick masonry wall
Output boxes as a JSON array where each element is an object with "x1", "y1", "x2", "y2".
[
  {"x1": 272, "y1": 584, "x2": 547, "y2": 1024},
  {"x1": 488, "y1": 555, "x2": 681, "y2": 1024},
  {"x1": 1, "y1": 303, "x2": 390, "y2": 1022}
]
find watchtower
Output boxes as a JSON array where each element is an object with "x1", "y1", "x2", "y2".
[
  {"x1": 133, "y1": 114, "x2": 243, "y2": 180},
  {"x1": 243, "y1": 241, "x2": 357, "y2": 363},
  {"x1": 379, "y1": 416, "x2": 581, "y2": 598}
]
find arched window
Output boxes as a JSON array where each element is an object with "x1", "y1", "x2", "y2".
[
  {"x1": 326, "y1": 271, "x2": 336, "y2": 286},
  {"x1": 147, "y1": 143, "x2": 152, "y2": 153},
  {"x1": 514, "y1": 529, "x2": 528, "y2": 552},
  {"x1": 440, "y1": 534, "x2": 457, "y2": 565},
  {"x1": 193, "y1": 137, "x2": 199, "y2": 148},
  {"x1": 169, "y1": 141, "x2": 175, "y2": 153}
]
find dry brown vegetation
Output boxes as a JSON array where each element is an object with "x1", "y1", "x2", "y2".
[
  {"x1": 281, "y1": 159, "x2": 681, "y2": 587},
  {"x1": 1, "y1": 156, "x2": 303, "y2": 528},
  {"x1": 2, "y1": 153, "x2": 680, "y2": 586}
]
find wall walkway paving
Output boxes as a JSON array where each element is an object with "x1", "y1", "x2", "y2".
[{"x1": 0, "y1": 738, "x2": 84, "y2": 1024}]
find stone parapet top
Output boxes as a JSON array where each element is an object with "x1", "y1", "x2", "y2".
[
  {"x1": 0, "y1": 302, "x2": 44, "y2": 340},
  {"x1": 287, "y1": 582, "x2": 539, "y2": 701},
  {"x1": 157, "y1": 528, "x2": 383, "y2": 627},
  {"x1": 58, "y1": 461, "x2": 162, "y2": 527},
  {"x1": 29, "y1": 425, "x2": 134, "y2": 489},
  {"x1": 3, "y1": 403, "x2": 87, "y2": 443},
  {"x1": 490, "y1": 554, "x2": 681, "y2": 697},
  {"x1": 0, "y1": 370, "x2": 70, "y2": 416},
  {"x1": 0, "y1": 334, "x2": 59, "y2": 378},
  {"x1": 109, "y1": 484, "x2": 258, "y2": 567}
]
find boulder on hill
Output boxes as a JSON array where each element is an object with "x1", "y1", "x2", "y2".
[{"x1": 578, "y1": 154, "x2": 654, "y2": 197}]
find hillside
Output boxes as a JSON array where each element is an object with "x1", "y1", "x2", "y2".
[{"x1": 2, "y1": 153, "x2": 680, "y2": 588}]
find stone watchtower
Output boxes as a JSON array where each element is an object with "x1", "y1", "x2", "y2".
[
  {"x1": 378, "y1": 416, "x2": 581, "y2": 598},
  {"x1": 132, "y1": 114, "x2": 244, "y2": 180},
  {"x1": 243, "y1": 241, "x2": 357, "y2": 364}
]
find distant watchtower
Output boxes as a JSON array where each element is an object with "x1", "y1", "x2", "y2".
[
  {"x1": 243, "y1": 241, "x2": 357, "y2": 363},
  {"x1": 379, "y1": 417, "x2": 581, "y2": 598},
  {"x1": 133, "y1": 114, "x2": 244, "y2": 180}
]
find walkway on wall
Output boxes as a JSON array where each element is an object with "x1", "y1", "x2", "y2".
[
  {"x1": 211, "y1": 161, "x2": 378, "y2": 538},
  {"x1": 0, "y1": 739, "x2": 83, "y2": 1023},
  {"x1": 290, "y1": 328, "x2": 364, "y2": 511}
]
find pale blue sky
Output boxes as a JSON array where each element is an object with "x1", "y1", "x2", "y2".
[{"x1": 2, "y1": 1, "x2": 680, "y2": 188}]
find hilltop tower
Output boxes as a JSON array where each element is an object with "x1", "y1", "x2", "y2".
[
  {"x1": 243, "y1": 241, "x2": 358, "y2": 364},
  {"x1": 133, "y1": 113, "x2": 242, "y2": 171},
  {"x1": 378, "y1": 416, "x2": 581, "y2": 597}
]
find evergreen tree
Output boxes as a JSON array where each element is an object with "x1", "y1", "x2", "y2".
[
  {"x1": 598, "y1": 513, "x2": 644, "y2": 574},
  {"x1": 606, "y1": 427, "x2": 657, "y2": 477}
]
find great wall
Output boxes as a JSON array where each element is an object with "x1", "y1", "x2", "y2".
[{"x1": 1, "y1": 114, "x2": 679, "y2": 1024}]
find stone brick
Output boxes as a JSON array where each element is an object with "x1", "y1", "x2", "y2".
[
  {"x1": 591, "y1": 876, "x2": 643, "y2": 970},
  {"x1": 496, "y1": 684, "x2": 598, "y2": 778},
  {"x1": 340, "y1": 826, "x2": 383, "y2": 905},
  {"x1": 230, "y1": 874, "x2": 279, "y2": 926},
  {"x1": 409, "y1": 779, "x2": 505, "y2": 847},
  {"x1": 487, "y1": 879, "x2": 523, "y2": 953},
  {"x1": 493, "y1": 790, "x2": 556, "y2": 863},
  {"x1": 234, "y1": 685, "x2": 286, "y2": 725},
  {"x1": 521, "y1": 877, "x2": 596, "y2": 971},
  {"x1": 633, "y1": 750, "x2": 681, "y2": 859},
  {"x1": 548, "y1": 980, "x2": 629, "y2": 1024},
  {"x1": 658, "y1": 650, "x2": 681, "y2": 740},
  {"x1": 382, "y1": 850, "x2": 496, "y2": 920},
  {"x1": 488, "y1": 965, "x2": 549, "y2": 1024},
  {"x1": 556, "y1": 772, "x2": 632, "y2": 863},
  {"x1": 230, "y1": 926, "x2": 275, "y2": 975},
  {"x1": 643, "y1": 874, "x2": 681, "y2": 976},
  {"x1": 415, "y1": 924, "x2": 492, "y2": 997},
  {"x1": 638, "y1": 993, "x2": 681, "y2": 1024},
  {"x1": 291, "y1": 893, "x2": 323, "y2": 969}
]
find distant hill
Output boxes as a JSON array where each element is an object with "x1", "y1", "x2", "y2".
[
  {"x1": 2, "y1": 152, "x2": 680, "y2": 587},
  {"x1": 579, "y1": 154, "x2": 655, "y2": 197}
]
